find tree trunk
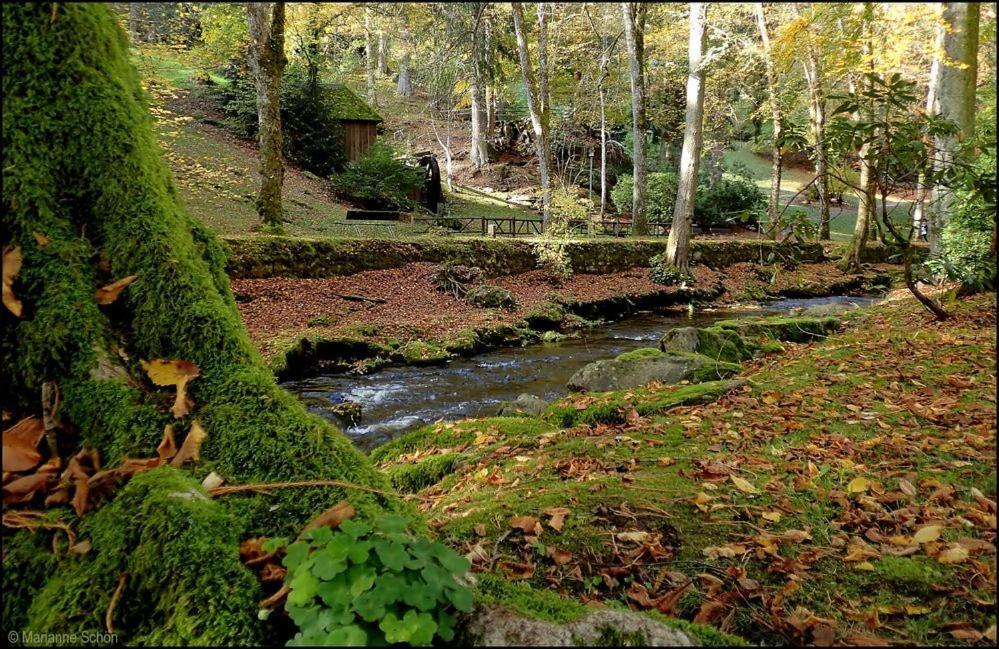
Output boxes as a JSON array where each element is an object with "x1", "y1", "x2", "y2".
[
  {"x1": 363, "y1": 6, "x2": 376, "y2": 106},
  {"x1": 912, "y1": 9, "x2": 946, "y2": 237},
  {"x1": 512, "y1": 2, "x2": 552, "y2": 227},
  {"x1": 377, "y1": 30, "x2": 389, "y2": 75},
  {"x1": 536, "y1": 3, "x2": 551, "y2": 116},
  {"x1": 622, "y1": 2, "x2": 648, "y2": 236},
  {"x1": 847, "y1": 3, "x2": 875, "y2": 271},
  {"x1": 128, "y1": 2, "x2": 141, "y2": 42},
  {"x1": 600, "y1": 88, "x2": 608, "y2": 217},
  {"x1": 247, "y1": 3, "x2": 287, "y2": 230},
  {"x1": 469, "y1": 3, "x2": 492, "y2": 169},
  {"x1": 803, "y1": 51, "x2": 830, "y2": 240},
  {"x1": 666, "y1": 2, "x2": 708, "y2": 271},
  {"x1": 929, "y1": 2, "x2": 979, "y2": 254},
  {"x1": 2, "y1": 5, "x2": 404, "y2": 643},
  {"x1": 397, "y1": 24, "x2": 413, "y2": 96},
  {"x1": 754, "y1": 3, "x2": 783, "y2": 240}
]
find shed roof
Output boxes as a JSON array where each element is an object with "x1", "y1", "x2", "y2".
[{"x1": 322, "y1": 84, "x2": 382, "y2": 123}]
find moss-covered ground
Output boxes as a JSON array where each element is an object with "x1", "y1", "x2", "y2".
[{"x1": 374, "y1": 293, "x2": 997, "y2": 646}]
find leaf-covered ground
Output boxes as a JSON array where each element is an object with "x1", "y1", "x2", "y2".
[
  {"x1": 232, "y1": 261, "x2": 889, "y2": 359},
  {"x1": 375, "y1": 293, "x2": 997, "y2": 646}
]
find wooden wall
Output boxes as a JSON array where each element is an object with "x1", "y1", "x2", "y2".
[{"x1": 343, "y1": 121, "x2": 377, "y2": 161}]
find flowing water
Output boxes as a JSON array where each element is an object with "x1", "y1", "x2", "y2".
[{"x1": 284, "y1": 296, "x2": 873, "y2": 450}]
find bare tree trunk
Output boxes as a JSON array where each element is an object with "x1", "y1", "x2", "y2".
[
  {"x1": 930, "y1": 2, "x2": 979, "y2": 254},
  {"x1": 247, "y1": 2, "x2": 287, "y2": 230},
  {"x1": 622, "y1": 2, "x2": 648, "y2": 236},
  {"x1": 128, "y1": 2, "x2": 141, "y2": 42},
  {"x1": 600, "y1": 87, "x2": 608, "y2": 217},
  {"x1": 364, "y1": 6, "x2": 376, "y2": 106},
  {"x1": 469, "y1": 3, "x2": 491, "y2": 169},
  {"x1": 537, "y1": 3, "x2": 551, "y2": 116},
  {"x1": 913, "y1": 8, "x2": 945, "y2": 237},
  {"x1": 803, "y1": 51, "x2": 830, "y2": 240},
  {"x1": 754, "y1": 3, "x2": 782, "y2": 239},
  {"x1": 484, "y1": 14, "x2": 496, "y2": 134},
  {"x1": 377, "y1": 30, "x2": 389, "y2": 75},
  {"x1": 397, "y1": 23, "x2": 413, "y2": 96},
  {"x1": 512, "y1": 2, "x2": 552, "y2": 227},
  {"x1": 847, "y1": 3, "x2": 875, "y2": 271},
  {"x1": 666, "y1": 2, "x2": 707, "y2": 271}
]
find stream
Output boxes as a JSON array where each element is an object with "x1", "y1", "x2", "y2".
[{"x1": 285, "y1": 296, "x2": 873, "y2": 451}]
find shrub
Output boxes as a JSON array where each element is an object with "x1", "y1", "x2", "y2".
[
  {"x1": 431, "y1": 262, "x2": 483, "y2": 298},
  {"x1": 330, "y1": 142, "x2": 424, "y2": 210},
  {"x1": 268, "y1": 515, "x2": 473, "y2": 646},
  {"x1": 611, "y1": 172, "x2": 679, "y2": 223},
  {"x1": 694, "y1": 176, "x2": 764, "y2": 230},
  {"x1": 649, "y1": 253, "x2": 694, "y2": 285},
  {"x1": 533, "y1": 238, "x2": 573, "y2": 284},
  {"x1": 210, "y1": 63, "x2": 347, "y2": 176},
  {"x1": 550, "y1": 187, "x2": 592, "y2": 223}
]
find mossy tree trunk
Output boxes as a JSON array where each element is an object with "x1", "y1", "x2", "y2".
[
  {"x1": 246, "y1": 2, "x2": 287, "y2": 230},
  {"x1": 2, "y1": 4, "x2": 408, "y2": 643}
]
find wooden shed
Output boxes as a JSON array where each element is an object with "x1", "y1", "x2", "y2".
[{"x1": 323, "y1": 84, "x2": 382, "y2": 161}]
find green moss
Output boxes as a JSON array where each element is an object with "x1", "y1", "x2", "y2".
[
  {"x1": 474, "y1": 572, "x2": 589, "y2": 624},
  {"x1": 873, "y1": 556, "x2": 945, "y2": 595},
  {"x1": 441, "y1": 329, "x2": 480, "y2": 356},
  {"x1": 3, "y1": 530, "x2": 59, "y2": 635},
  {"x1": 615, "y1": 347, "x2": 664, "y2": 362},
  {"x1": 524, "y1": 300, "x2": 568, "y2": 330},
  {"x1": 371, "y1": 417, "x2": 554, "y2": 464},
  {"x1": 714, "y1": 315, "x2": 840, "y2": 344},
  {"x1": 642, "y1": 611, "x2": 748, "y2": 647},
  {"x1": 545, "y1": 379, "x2": 742, "y2": 427},
  {"x1": 388, "y1": 453, "x2": 463, "y2": 493},
  {"x1": 397, "y1": 340, "x2": 449, "y2": 365},
  {"x1": 25, "y1": 468, "x2": 262, "y2": 644}
]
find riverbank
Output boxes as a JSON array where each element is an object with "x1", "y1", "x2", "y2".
[
  {"x1": 234, "y1": 260, "x2": 894, "y2": 379},
  {"x1": 373, "y1": 292, "x2": 997, "y2": 646}
]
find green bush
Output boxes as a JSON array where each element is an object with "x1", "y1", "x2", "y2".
[
  {"x1": 330, "y1": 142, "x2": 424, "y2": 210},
  {"x1": 649, "y1": 253, "x2": 694, "y2": 285},
  {"x1": 611, "y1": 172, "x2": 679, "y2": 222},
  {"x1": 268, "y1": 515, "x2": 473, "y2": 646},
  {"x1": 694, "y1": 176, "x2": 764, "y2": 230},
  {"x1": 210, "y1": 63, "x2": 347, "y2": 177}
]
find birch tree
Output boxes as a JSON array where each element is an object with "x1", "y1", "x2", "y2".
[
  {"x1": 469, "y1": 2, "x2": 492, "y2": 169},
  {"x1": 848, "y1": 3, "x2": 876, "y2": 271},
  {"x1": 363, "y1": 5, "x2": 376, "y2": 105},
  {"x1": 665, "y1": 2, "x2": 708, "y2": 272},
  {"x1": 622, "y1": 2, "x2": 649, "y2": 236},
  {"x1": 512, "y1": 2, "x2": 553, "y2": 226},
  {"x1": 929, "y1": 2, "x2": 980, "y2": 254},
  {"x1": 246, "y1": 2, "x2": 287, "y2": 230}
]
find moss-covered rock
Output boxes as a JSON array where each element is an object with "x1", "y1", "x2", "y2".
[
  {"x1": 659, "y1": 326, "x2": 752, "y2": 363},
  {"x1": 524, "y1": 299, "x2": 568, "y2": 330},
  {"x1": 466, "y1": 284, "x2": 518, "y2": 310},
  {"x1": 496, "y1": 393, "x2": 549, "y2": 417},
  {"x1": 713, "y1": 315, "x2": 841, "y2": 344},
  {"x1": 615, "y1": 347, "x2": 665, "y2": 362},
  {"x1": 441, "y1": 329, "x2": 481, "y2": 356},
  {"x1": 568, "y1": 351, "x2": 740, "y2": 393},
  {"x1": 396, "y1": 340, "x2": 450, "y2": 365},
  {"x1": 388, "y1": 452, "x2": 463, "y2": 493}
]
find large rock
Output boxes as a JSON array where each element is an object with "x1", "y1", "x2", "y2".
[
  {"x1": 464, "y1": 607, "x2": 696, "y2": 646},
  {"x1": 795, "y1": 301, "x2": 862, "y2": 317},
  {"x1": 497, "y1": 393, "x2": 549, "y2": 417},
  {"x1": 568, "y1": 351, "x2": 740, "y2": 393},
  {"x1": 714, "y1": 315, "x2": 840, "y2": 344},
  {"x1": 659, "y1": 326, "x2": 751, "y2": 363}
]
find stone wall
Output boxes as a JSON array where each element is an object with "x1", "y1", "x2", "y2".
[{"x1": 223, "y1": 236, "x2": 828, "y2": 279}]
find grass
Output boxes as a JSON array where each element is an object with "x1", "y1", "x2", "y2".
[{"x1": 374, "y1": 293, "x2": 997, "y2": 646}]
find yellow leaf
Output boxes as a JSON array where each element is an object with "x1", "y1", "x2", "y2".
[
  {"x1": 95, "y1": 274, "x2": 139, "y2": 305},
  {"x1": 855, "y1": 561, "x2": 875, "y2": 571},
  {"x1": 762, "y1": 511, "x2": 782, "y2": 523},
  {"x1": 616, "y1": 531, "x2": 649, "y2": 543},
  {"x1": 141, "y1": 359, "x2": 200, "y2": 418},
  {"x1": 730, "y1": 475, "x2": 759, "y2": 494},
  {"x1": 847, "y1": 477, "x2": 871, "y2": 494},
  {"x1": 3, "y1": 246, "x2": 23, "y2": 317},
  {"x1": 170, "y1": 420, "x2": 206, "y2": 467},
  {"x1": 32, "y1": 232, "x2": 50, "y2": 247},
  {"x1": 912, "y1": 525, "x2": 942, "y2": 544},
  {"x1": 937, "y1": 544, "x2": 969, "y2": 564},
  {"x1": 904, "y1": 605, "x2": 931, "y2": 616}
]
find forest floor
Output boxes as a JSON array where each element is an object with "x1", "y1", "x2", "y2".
[
  {"x1": 232, "y1": 261, "x2": 891, "y2": 360},
  {"x1": 374, "y1": 291, "x2": 997, "y2": 646}
]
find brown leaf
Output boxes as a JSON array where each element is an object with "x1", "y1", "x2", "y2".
[
  {"x1": 3, "y1": 472, "x2": 53, "y2": 505},
  {"x1": 656, "y1": 579, "x2": 693, "y2": 616},
  {"x1": 3, "y1": 416, "x2": 45, "y2": 472},
  {"x1": 510, "y1": 515, "x2": 542, "y2": 534},
  {"x1": 140, "y1": 359, "x2": 200, "y2": 418},
  {"x1": 547, "y1": 547, "x2": 572, "y2": 565},
  {"x1": 936, "y1": 543, "x2": 969, "y2": 564},
  {"x1": 898, "y1": 478, "x2": 917, "y2": 497},
  {"x1": 32, "y1": 232, "x2": 50, "y2": 247},
  {"x1": 693, "y1": 598, "x2": 728, "y2": 625},
  {"x1": 157, "y1": 425, "x2": 177, "y2": 462},
  {"x1": 543, "y1": 506, "x2": 570, "y2": 532},
  {"x1": 69, "y1": 539, "x2": 92, "y2": 556},
  {"x1": 730, "y1": 474, "x2": 759, "y2": 494},
  {"x1": 3, "y1": 246, "x2": 23, "y2": 317},
  {"x1": 498, "y1": 560, "x2": 534, "y2": 579},
  {"x1": 303, "y1": 500, "x2": 355, "y2": 533},
  {"x1": 95, "y1": 275, "x2": 139, "y2": 305},
  {"x1": 170, "y1": 420, "x2": 206, "y2": 467}
]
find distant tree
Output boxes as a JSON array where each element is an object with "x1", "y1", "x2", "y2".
[
  {"x1": 622, "y1": 2, "x2": 649, "y2": 236},
  {"x1": 665, "y1": 2, "x2": 708, "y2": 272},
  {"x1": 246, "y1": 2, "x2": 287, "y2": 230},
  {"x1": 512, "y1": 2, "x2": 553, "y2": 226},
  {"x1": 753, "y1": 2, "x2": 784, "y2": 239}
]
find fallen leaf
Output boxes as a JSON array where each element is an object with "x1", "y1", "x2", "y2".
[
  {"x1": 170, "y1": 420, "x2": 206, "y2": 467},
  {"x1": 730, "y1": 475, "x2": 759, "y2": 494},
  {"x1": 548, "y1": 547, "x2": 572, "y2": 565},
  {"x1": 2, "y1": 472, "x2": 53, "y2": 505},
  {"x1": 3, "y1": 416, "x2": 45, "y2": 472},
  {"x1": 156, "y1": 425, "x2": 177, "y2": 462},
  {"x1": 616, "y1": 531, "x2": 650, "y2": 543},
  {"x1": 912, "y1": 525, "x2": 942, "y2": 544},
  {"x1": 498, "y1": 560, "x2": 534, "y2": 579},
  {"x1": 543, "y1": 507, "x2": 570, "y2": 532},
  {"x1": 303, "y1": 500, "x2": 355, "y2": 532},
  {"x1": 141, "y1": 359, "x2": 200, "y2": 418},
  {"x1": 201, "y1": 471, "x2": 224, "y2": 490},
  {"x1": 510, "y1": 515, "x2": 542, "y2": 534},
  {"x1": 96, "y1": 275, "x2": 139, "y2": 305},
  {"x1": 3, "y1": 246, "x2": 23, "y2": 317},
  {"x1": 898, "y1": 478, "x2": 917, "y2": 497},
  {"x1": 847, "y1": 477, "x2": 871, "y2": 494},
  {"x1": 762, "y1": 511, "x2": 782, "y2": 523},
  {"x1": 936, "y1": 543, "x2": 969, "y2": 564},
  {"x1": 68, "y1": 539, "x2": 92, "y2": 556},
  {"x1": 32, "y1": 232, "x2": 50, "y2": 247}
]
